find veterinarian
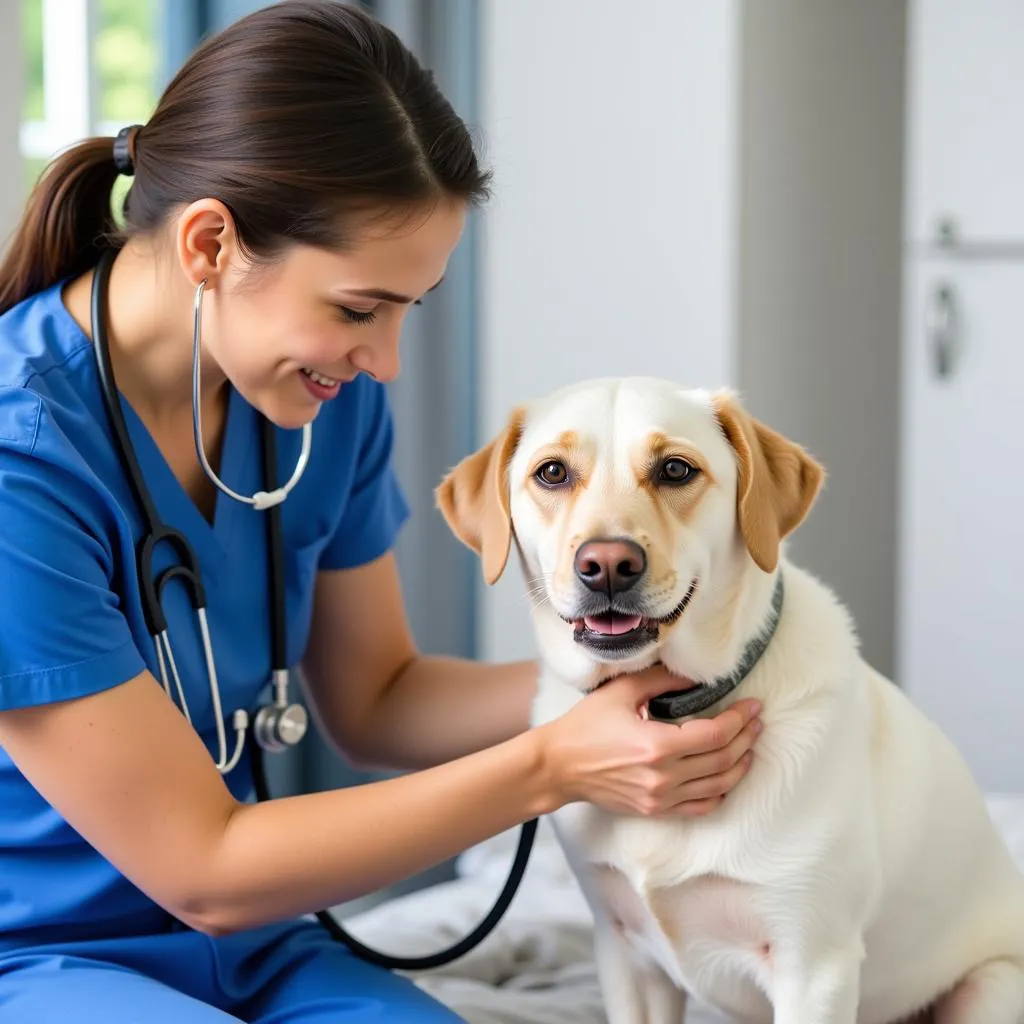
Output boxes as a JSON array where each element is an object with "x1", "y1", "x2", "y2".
[{"x1": 0, "y1": 3, "x2": 763, "y2": 1021}]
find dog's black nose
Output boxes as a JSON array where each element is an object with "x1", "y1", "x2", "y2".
[{"x1": 574, "y1": 538, "x2": 647, "y2": 595}]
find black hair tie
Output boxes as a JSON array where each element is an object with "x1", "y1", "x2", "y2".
[{"x1": 113, "y1": 125, "x2": 142, "y2": 176}]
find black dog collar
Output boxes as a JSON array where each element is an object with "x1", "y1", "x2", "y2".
[{"x1": 647, "y1": 572, "x2": 785, "y2": 721}]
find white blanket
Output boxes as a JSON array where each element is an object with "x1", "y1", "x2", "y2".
[{"x1": 342, "y1": 795, "x2": 1024, "y2": 1024}]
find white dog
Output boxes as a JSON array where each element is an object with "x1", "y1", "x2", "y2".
[{"x1": 436, "y1": 377, "x2": 1024, "y2": 1024}]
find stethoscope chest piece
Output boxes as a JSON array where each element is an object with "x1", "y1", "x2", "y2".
[{"x1": 254, "y1": 700, "x2": 309, "y2": 752}]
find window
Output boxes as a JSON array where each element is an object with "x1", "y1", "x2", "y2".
[{"x1": 21, "y1": 0, "x2": 162, "y2": 208}]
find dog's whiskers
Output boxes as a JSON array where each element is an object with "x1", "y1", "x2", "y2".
[{"x1": 522, "y1": 573, "x2": 554, "y2": 610}]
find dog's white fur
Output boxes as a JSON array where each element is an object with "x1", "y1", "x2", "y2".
[{"x1": 437, "y1": 377, "x2": 1024, "y2": 1024}]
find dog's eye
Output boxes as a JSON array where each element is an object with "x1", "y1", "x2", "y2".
[
  {"x1": 659, "y1": 457, "x2": 697, "y2": 484},
  {"x1": 535, "y1": 461, "x2": 569, "y2": 487}
]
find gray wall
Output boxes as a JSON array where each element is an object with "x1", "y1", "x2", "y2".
[{"x1": 736, "y1": 0, "x2": 907, "y2": 677}]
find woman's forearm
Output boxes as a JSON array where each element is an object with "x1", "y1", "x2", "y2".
[
  {"x1": 315, "y1": 655, "x2": 540, "y2": 771},
  {"x1": 190, "y1": 725, "x2": 553, "y2": 935},
  {"x1": 0, "y1": 671, "x2": 555, "y2": 943}
]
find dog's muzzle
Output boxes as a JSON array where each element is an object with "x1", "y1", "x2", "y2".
[{"x1": 562, "y1": 571, "x2": 699, "y2": 661}]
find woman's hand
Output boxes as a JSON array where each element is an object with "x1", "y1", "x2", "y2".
[{"x1": 538, "y1": 665, "x2": 763, "y2": 817}]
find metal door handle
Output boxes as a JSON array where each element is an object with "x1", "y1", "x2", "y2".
[{"x1": 926, "y1": 281, "x2": 958, "y2": 380}]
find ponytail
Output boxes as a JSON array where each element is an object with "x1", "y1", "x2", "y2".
[{"x1": 0, "y1": 137, "x2": 122, "y2": 316}]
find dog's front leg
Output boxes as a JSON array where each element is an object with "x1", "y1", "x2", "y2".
[
  {"x1": 772, "y1": 936, "x2": 864, "y2": 1024},
  {"x1": 594, "y1": 920, "x2": 687, "y2": 1024}
]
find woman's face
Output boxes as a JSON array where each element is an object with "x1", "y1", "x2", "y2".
[{"x1": 201, "y1": 200, "x2": 467, "y2": 429}]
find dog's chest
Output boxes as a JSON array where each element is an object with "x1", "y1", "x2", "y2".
[
  {"x1": 553, "y1": 804, "x2": 777, "y2": 1011},
  {"x1": 590, "y1": 856, "x2": 775, "y2": 1017}
]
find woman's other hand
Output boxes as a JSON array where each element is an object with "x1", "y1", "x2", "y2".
[{"x1": 539, "y1": 664, "x2": 762, "y2": 817}]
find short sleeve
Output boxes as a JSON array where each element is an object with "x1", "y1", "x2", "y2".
[
  {"x1": 0, "y1": 428, "x2": 146, "y2": 711},
  {"x1": 318, "y1": 379, "x2": 410, "y2": 571}
]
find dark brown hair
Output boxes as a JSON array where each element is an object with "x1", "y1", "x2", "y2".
[{"x1": 0, "y1": 0, "x2": 490, "y2": 315}]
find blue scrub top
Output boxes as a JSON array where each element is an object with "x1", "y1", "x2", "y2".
[{"x1": 0, "y1": 281, "x2": 410, "y2": 952}]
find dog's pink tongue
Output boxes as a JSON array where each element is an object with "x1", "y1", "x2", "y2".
[{"x1": 583, "y1": 613, "x2": 643, "y2": 635}]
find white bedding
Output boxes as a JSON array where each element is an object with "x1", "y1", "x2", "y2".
[{"x1": 342, "y1": 795, "x2": 1024, "y2": 1024}]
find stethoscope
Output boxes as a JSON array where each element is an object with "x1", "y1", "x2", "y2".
[
  {"x1": 91, "y1": 248, "x2": 311, "y2": 773},
  {"x1": 88, "y1": 247, "x2": 537, "y2": 970}
]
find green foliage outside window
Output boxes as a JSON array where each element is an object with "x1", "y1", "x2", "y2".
[
  {"x1": 93, "y1": 0, "x2": 160, "y2": 124},
  {"x1": 22, "y1": 0, "x2": 161, "y2": 216},
  {"x1": 22, "y1": 0, "x2": 44, "y2": 122},
  {"x1": 21, "y1": 0, "x2": 45, "y2": 190}
]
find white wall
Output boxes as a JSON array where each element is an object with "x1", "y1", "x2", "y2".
[
  {"x1": 0, "y1": 3, "x2": 24, "y2": 244},
  {"x1": 477, "y1": 0, "x2": 741, "y2": 663}
]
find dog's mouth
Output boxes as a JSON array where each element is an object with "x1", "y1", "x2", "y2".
[{"x1": 561, "y1": 580, "x2": 698, "y2": 659}]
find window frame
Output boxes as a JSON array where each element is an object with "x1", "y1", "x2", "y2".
[{"x1": 21, "y1": 0, "x2": 168, "y2": 175}]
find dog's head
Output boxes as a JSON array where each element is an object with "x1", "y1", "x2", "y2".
[{"x1": 437, "y1": 378, "x2": 824, "y2": 681}]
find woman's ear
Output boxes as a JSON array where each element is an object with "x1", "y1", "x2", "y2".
[
  {"x1": 174, "y1": 199, "x2": 239, "y2": 289},
  {"x1": 435, "y1": 408, "x2": 526, "y2": 585}
]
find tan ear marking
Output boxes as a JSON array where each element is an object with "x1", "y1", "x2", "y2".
[
  {"x1": 712, "y1": 391, "x2": 825, "y2": 572},
  {"x1": 435, "y1": 408, "x2": 526, "y2": 585}
]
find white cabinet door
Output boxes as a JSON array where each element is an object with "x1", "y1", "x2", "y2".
[
  {"x1": 906, "y1": 0, "x2": 1024, "y2": 244},
  {"x1": 898, "y1": 259, "x2": 1024, "y2": 793}
]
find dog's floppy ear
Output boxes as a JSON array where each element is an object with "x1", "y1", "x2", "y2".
[
  {"x1": 435, "y1": 408, "x2": 526, "y2": 585},
  {"x1": 712, "y1": 391, "x2": 825, "y2": 573}
]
